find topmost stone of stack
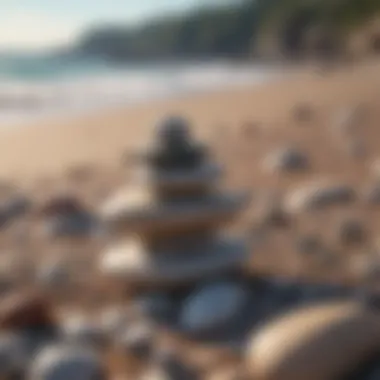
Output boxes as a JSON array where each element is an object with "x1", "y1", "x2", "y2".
[
  {"x1": 132, "y1": 116, "x2": 222, "y2": 196},
  {"x1": 145, "y1": 116, "x2": 209, "y2": 172}
]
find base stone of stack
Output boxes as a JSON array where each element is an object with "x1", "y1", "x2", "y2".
[{"x1": 100, "y1": 237, "x2": 248, "y2": 288}]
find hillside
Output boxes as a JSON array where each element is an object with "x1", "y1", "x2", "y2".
[{"x1": 75, "y1": 0, "x2": 380, "y2": 62}]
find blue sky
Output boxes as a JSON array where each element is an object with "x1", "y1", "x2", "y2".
[{"x1": 0, "y1": 0, "x2": 215, "y2": 50}]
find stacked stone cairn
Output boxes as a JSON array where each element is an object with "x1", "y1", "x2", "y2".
[
  {"x1": 98, "y1": 117, "x2": 258, "y2": 346},
  {"x1": 97, "y1": 117, "x2": 361, "y2": 354}
]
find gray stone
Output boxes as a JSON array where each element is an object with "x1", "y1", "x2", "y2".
[
  {"x1": 28, "y1": 344, "x2": 104, "y2": 380},
  {"x1": 144, "y1": 163, "x2": 223, "y2": 192},
  {"x1": 0, "y1": 194, "x2": 31, "y2": 228},
  {"x1": 100, "y1": 189, "x2": 248, "y2": 232},
  {"x1": 0, "y1": 332, "x2": 28, "y2": 377},
  {"x1": 99, "y1": 237, "x2": 248, "y2": 287},
  {"x1": 336, "y1": 218, "x2": 367, "y2": 246},
  {"x1": 263, "y1": 147, "x2": 310, "y2": 173},
  {"x1": 41, "y1": 213, "x2": 96, "y2": 239},
  {"x1": 299, "y1": 284, "x2": 349, "y2": 305},
  {"x1": 286, "y1": 181, "x2": 356, "y2": 213},
  {"x1": 179, "y1": 281, "x2": 249, "y2": 335}
]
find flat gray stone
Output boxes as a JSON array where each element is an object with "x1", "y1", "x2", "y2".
[
  {"x1": 286, "y1": 180, "x2": 356, "y2": 213},
  {"x1": 28, "y1": 344, "x2": 104, "y2": 380},
  {"x1": 263, "y1": 147, "x2": 310, "y2": 173},
  {"x1": 100, "y1": 189, "x2": 249, "y2": 232},
  {"x1": 99, "y1": 236, "x2": 248, "y2": 287},
  {"x1": 137, "y1": 163, "x2": 223, "y2": 191},
  {"x1": 179, "y1": 281, "x2": 249, "y2": 336}
]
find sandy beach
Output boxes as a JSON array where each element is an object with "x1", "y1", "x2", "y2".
[
  {"x1": 0, "y1": 59, "x2": 379, "y2": 185},
  {"x1": 0, "y1": 59, "x2": 379, "y2": 378}
]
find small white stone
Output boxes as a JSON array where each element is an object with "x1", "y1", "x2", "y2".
[
  {"x1": 286, "y1": 180, "x2": 356, "y2": 213},
  {"x1": 28, "y1": 344, "x2": 103, "y2": 380},
  {"x1": 179, "y1": 281, "x2": 249, "y2": 335}
]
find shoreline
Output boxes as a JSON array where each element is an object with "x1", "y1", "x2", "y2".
[
  {"x1": 0, "y1": 59, "x2": 379, "y2": 184},
  {"x1": 0, "y1": 61, "x2": 285, "y2": 129}
]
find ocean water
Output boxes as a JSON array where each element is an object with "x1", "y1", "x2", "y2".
[{"x1": 0, "y1": 54, "x2": 279, "y2": 125}]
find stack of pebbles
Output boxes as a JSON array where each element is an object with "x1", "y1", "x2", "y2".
[
  {"x1": 98, "y1": 117, "x2": 355, "y2": 352},
  {"x1": 98, "y1": 117, "x2": 255, "y2": 347}
]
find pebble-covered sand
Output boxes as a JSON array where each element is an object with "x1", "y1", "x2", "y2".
[{"x1": 0, "y1": 60, "x2": 380, "y2": 379}]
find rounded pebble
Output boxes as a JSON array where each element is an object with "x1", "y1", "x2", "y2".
[
  {"x1": 28, "y1": 344, "x2": 104, "y2": 380},
  {"x1": 263, "y1": 147, "x2": 310, "y2": 173},
  {"x1": 179, "y1": 281, "x2": 249, "y2": 336}
]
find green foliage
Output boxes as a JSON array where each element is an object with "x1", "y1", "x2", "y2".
[{"x1": 76, "y1": 0, "x2": 380, "y2": 61}]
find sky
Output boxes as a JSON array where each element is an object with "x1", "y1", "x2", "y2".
[{"x1": 0, "y1": 0, "x2": 217, "y2": 50}]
